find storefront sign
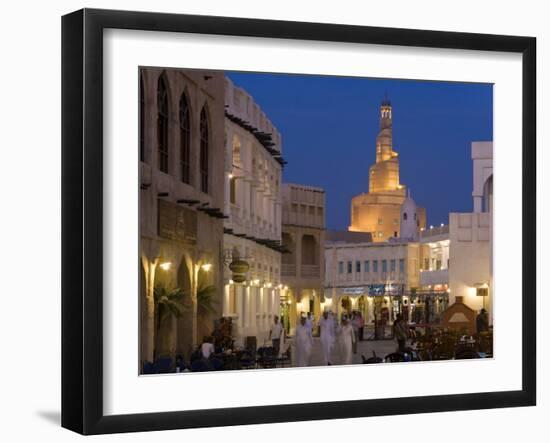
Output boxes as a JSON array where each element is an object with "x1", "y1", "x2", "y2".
[
  {"x1": 385, "y1": 283, "x2": 404, "y2": 296},
  {"x1": 368, "y1": 284, "x2": 386, "y2": 296},
  {"x1": 342, "y1": 287, "x2": 365, "y2": 296},
  {"x1": 158, "y1": 199, "x2": 197, "y2": 243}
]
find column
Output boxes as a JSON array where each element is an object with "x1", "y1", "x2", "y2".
[
  {"x1": 259, "y1": 287, "x2": 266, "y2": 341},
  {"x1": 223, "y1": 284, "x2": 230, "y2": 317},
  {"x1": 236, "y1": 285, "x2": 244, "y2": 330},
  {"x1": 251, "y1": 286, "x2": 257, "y2": 337},
  {"x1": 224, "y1": 174, "x2": 231, "y2": 215},
  {"x1": 244, "y1": 286, "x2": 250, "y2": 331}
]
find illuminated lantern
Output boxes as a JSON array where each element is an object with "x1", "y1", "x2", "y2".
[{"x1": 229, "y1": 259, "x2": 249, "y2": 283}]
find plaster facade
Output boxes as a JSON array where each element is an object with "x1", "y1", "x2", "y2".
[
  {"x1": 280, "y1": 183, "x2": 326, "y2": 334},
  {"x1": 324, "y1": 238, "x2": 420, "y2": 324},
  {"x1": 139, "y1": 68, "x2": 226, "y2": 365},
  {"x1": 222, "y1": 78, "x2": 284, "y2": 346},
  {"x1": 448, "y1": 141, "x2": 493, "y2": 324}
]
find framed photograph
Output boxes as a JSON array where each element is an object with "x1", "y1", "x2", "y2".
[{"x1": 62, "y1": 8, "x2": 536, "y2": 435}]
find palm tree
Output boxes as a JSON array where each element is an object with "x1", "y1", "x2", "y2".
[
  {"x1": 196, "y1": 284, "x2": 218, "y2": 317},
  {"x1": 153, "y1": 286, "x2": 186, "y2": 358}
]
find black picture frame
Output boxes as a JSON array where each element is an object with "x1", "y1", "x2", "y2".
[{"x1": 62, "y1": 8, "x2": 536, "y2": 435}]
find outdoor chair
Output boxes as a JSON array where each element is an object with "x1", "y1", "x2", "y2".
[
  {"x1": 153, "y1": 356, "x2": 173, "y2": 373},
  {"x1": 455, "y1": 349, "x2": 480, "y2": 359},
  {"x1": 240, "y1": 352, "x2": 256, "y2": 369},
  {"x1": 257, "y1": 346, "x2": 277, "y2": 368},
  {"x1": 190, "y1": 359, "x2": 210, "y2": 372},
  {"x1": 362, "y1": 351, "x2": 383, "y2": 364},
  {"x1": 175, "y1": 354, "x2": 186, "y2": 372},
  {"x1": 210, "y1": 357, "x2": 224, "y2": 370},
  {"x1": 142, "y1": 361, "x2": 155, "y2": 374},
  {"x1": 384, "y1": 352, "x2": 406, "y2": 363}
]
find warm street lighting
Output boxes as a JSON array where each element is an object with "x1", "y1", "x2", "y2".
[
  {"x1": 201, "y1": 263, "x2": 212, "y2": 272},
  {"x1": 159, "y1": 262, "x2": 172, "y2": 271}
]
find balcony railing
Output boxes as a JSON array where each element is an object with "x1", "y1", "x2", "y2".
[
  {"x1": 281, "y1": 264, "x2": 320, "y2": 278},
  {"x1": 301, "y1": 264, "x2": 320, "y2": 278},
  {"x1": 420, "y1": 225, "x2": 449, "y2": 240},
  {"x1": 419, "y1": 268, "x2": 449, "y2": 286},
  {"x1": 281, "y1": 263, "x2": 296, "y2": 277}
]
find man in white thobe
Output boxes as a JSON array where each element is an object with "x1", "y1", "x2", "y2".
[
  {"x1": 294, "y1": 314, "x2": 313, "y2": 367},
  {"x1": 319, "y1": 310, "x2": 335, "y2": 365},
  {"x1": 269, "y1": 315, "x2": 283, "y2": 355},
  {"x1": 306, "y1": 312, "x2": 314, "y2": 332},
  {"x1": 338, "y1": 314, "x2": 356, "y2": 365}
]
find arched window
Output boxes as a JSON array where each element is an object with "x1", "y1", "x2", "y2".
[
  {"x1": 483, "y1": 175, "x2": 493, "y2": 213},
  {"x1": 199, "y1": 106, "x2": 209, "y2": 193},
  {"x1": 157, "y1": 75, "x2": 169, "y2": 173},
  {"x1": 139, "y1": 73, "x2": 145, "y2": 162},
  {"x1": 232, "y1": 135, "x2": 241, "y2": 166},
  {"x1": 403, "y1": 212, "x2": 408, "y2": 221},
  {"x1": 179, "y1": 93, "x2": 191, "y2": 184}
]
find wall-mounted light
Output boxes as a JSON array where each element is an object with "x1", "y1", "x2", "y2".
[
  {"x1": 201, "y1": 263, "x2": 212, "y2": 272},
  {"x1": 159, "y1": 262, "x2": 172, "y2": 271},
  {"x1": 228, "y1": 173, "x2": 234, "y2": 179}
]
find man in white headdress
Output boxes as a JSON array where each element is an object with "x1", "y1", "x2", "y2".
[
  {"x1": 338, "y1": 314, "x2": 356, "y2": 365},
  {"x1": 306, "y1": 312, "x2": 314, "y2": 332},
  {"x1": 294, "y1": 312, "x2": 313, "y2": 367},
  {"x1": 319, "y1": 309, "x2": 335, "y2": 365}
]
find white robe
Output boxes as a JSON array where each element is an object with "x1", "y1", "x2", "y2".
[
  {"x1": 294, "y1": 323, "x2": 313, "y2": 367},
  {"x1": 338, "y1": 323, "x2": 355, "y2": 365},
  {"x1": 319, "y1": 316, "x2": 335, "y2": 365}
]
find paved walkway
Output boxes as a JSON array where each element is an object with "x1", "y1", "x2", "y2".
[{"x1": 290, "y1": 337, "x2": 399, "y2": 367}]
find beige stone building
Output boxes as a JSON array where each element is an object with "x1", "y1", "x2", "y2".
[
  {"x1": 324, "y1": 235, "x2": 421, "y2": 325},
  {"x1": 418, "y1": 141, "x2": 493, "y2": 325},
  {"x1": 139, "y1": 68, "x2": 226, "y2": 365},
  {"x1": 448, "y1": 141, "x2": 493, "y2": 324},
  {"x1": 417, "y1": 225, "x2": 451, "y2": 324},
  {"x1": 280, "y1": 183, "x2": 326, "y2": 334},
  {"x1": 222, "y1": 78, "x2": 285, "y2": 347},
  {"x1": 349, "y1": 98, "x2": 426, "y2": 241}
]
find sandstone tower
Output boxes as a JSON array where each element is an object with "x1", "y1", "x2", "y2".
[{"x1": 348, "y1": 97, "x2": 426, "y2": 241}]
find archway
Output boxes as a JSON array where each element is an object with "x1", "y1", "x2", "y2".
[
  {"x1": 482, "y1": 175, "x2": 493, "y2": 213},
  {"x1": 341, "y1": 296, "x2": 351, "y2": 314},
  {"x1": 139, "y1": 259, "x2": 147, "y2": 365}
]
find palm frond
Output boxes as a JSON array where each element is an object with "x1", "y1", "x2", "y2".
[
  {"x1": 154, "y1": 285, "x2": 187, "y2": 318},
  {"x1": 196, "y1": 285, "x2": 218, "y2": 315}
]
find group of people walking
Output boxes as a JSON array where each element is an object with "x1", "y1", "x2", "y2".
[{"x1": 292, "y1": 310, "x2": 360, "y2": 367}]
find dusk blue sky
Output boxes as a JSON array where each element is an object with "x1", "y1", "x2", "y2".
[{"x1": 227, "y1": 72, "x2": 493, "y2": 230}]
